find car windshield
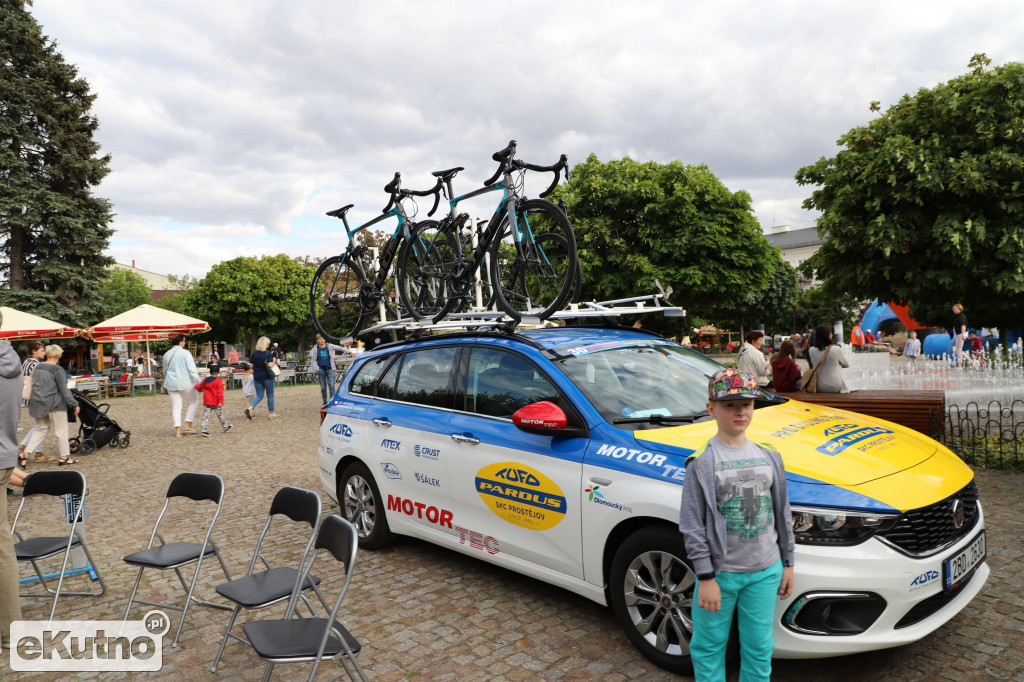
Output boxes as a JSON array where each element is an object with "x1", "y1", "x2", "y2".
[{"x1": 551, "y1": 342, "x2": 724, "y2": 429}]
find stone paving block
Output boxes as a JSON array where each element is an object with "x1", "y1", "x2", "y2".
[{"x1": 3, "y1": 386, "x2": 1023, "y2": 680}]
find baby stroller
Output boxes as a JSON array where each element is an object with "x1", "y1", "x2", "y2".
[{"x1": 68, "y1": 388, "x2": 132, "y2": 455}]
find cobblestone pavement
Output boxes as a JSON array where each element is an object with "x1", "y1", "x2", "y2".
[{"x1": 3, "y1": 383, "x2": 1022, "y2": 681}]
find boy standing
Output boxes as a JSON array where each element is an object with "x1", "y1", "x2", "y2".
[
  {"x1": 903, "y1": 330, "x2": 922, "y2": 366},
  {"x1": 679, "y1": 369, "x2": 795, "y2": 682},
  {"x1": 195, "y1": 363, "x2": 233, "y2": 437}
]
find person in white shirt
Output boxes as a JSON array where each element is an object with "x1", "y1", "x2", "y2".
[{"x1": 736, "y1": 331, "x2": 770, "y2": 387}]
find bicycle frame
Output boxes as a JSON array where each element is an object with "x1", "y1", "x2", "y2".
[{"x1": 436, "y1": 172, "x2": 530, "y2": 286}]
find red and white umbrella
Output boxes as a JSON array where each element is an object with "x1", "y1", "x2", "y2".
[
  {"x1": 84, "y1": 304, "x2": 210, "y2": 367},
  {"x1": 84, "y1": 304, "x2": 209, "y2": 341},
  {"x1": 0, "y1": 306, "x2": 81, "y2": 340}
]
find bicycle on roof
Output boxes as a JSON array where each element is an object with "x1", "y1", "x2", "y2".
[
  {"x1": 310, "y1": 172, "x2": 445, "y2": 344},
  {"x1": 396, "y1": 140, "x2": 580, "y2": 324}
]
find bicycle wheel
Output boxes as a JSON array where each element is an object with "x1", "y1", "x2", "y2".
[
  {"x1": 397, "y1": 220, "x2": 459, "y2": 322},
  {"x1": 489, "y1": 198, "x2": 578, "y2": 321},
  {"x1": 310, "y1": 254, "x2": 368, "y2": 343},
  {"x1": 448, "y1": 217, "x2": 497, "y2": 315}
]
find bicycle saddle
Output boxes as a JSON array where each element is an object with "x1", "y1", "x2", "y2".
[
  {"x1": 326, "y1": 204, "x2": 354, "y2": 218},
  {"x1": 431, "y1": 167, "x2": 464, "y2": 180}
]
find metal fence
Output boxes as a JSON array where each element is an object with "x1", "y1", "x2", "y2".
[{"x1": 932, "y1": 400, "x2": 1024, "y2": 471}]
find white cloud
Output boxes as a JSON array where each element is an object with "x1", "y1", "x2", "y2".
[{"x1": 26, "y1": 0, "x2": 1024, "y2": 278}]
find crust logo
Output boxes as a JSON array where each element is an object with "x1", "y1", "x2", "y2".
[{"x1": 475, "y1": 462, "x2": 567, "y2": 531}]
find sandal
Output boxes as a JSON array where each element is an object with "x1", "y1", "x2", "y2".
[
  {"x1": 34, "y1": 453, "x2": 56, "y2": 463},
  {"x1": 57, "y1": 457, "x2": 79, "y2": 466},
  {"x1": 18, "y1": 445, "x2": 27, "y2": 468}
]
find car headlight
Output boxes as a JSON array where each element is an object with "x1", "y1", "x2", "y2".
[{"x1": 791, "y1": 506, "x2": 900, "y2": 546}]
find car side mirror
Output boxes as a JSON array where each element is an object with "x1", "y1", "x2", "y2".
[{"x1": 513, "y1": 401, "x2": 588, "y2": 439}]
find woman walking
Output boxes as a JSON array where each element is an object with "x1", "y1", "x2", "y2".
[
  {"x1": 23, "y1": 345, "x2": 80, "y2": 466},
  {"x1": 245, "y1": 336, "x2": 278, "y2": 419},
  {"x1": 18, "y1": 342, "x2": 49, "y2": 465},
  {"x1": 163, "y1": 334, "x2": 200, "y2": 437},
  {"x1": 807, "y1": 325, "x2": 850, "y2": 393}
]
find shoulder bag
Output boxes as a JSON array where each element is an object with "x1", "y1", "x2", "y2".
[
  {"x1": 802, "y1": 345, "x2": 832, "y2": 393},
  {"x1": 267, "y1": 352, "x2": 281, "y2": 377},
  {"x1": 22, "y1": 373, "x2": 33, "y2": 401}
]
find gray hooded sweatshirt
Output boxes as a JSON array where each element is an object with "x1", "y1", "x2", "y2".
[
  {"x1": 0, "y1": 340, "x2": 24, "y2": 469},
  {"x1": 679, "y1": 437, "x2": 795, "y2": 577}
]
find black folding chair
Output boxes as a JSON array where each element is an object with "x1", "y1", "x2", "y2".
[
  {"x1": 121, "y1": 472, "x2": 232, "y2": 647},
  {"x1": 12, "y1": 470, "x2": 106, "y2": 622},
  {"x1": 242, "y1": 515, "x2": 368, "y2": 682},
  {"x1": 209, "y1": 486, "x2": 327, "y2": 672}
]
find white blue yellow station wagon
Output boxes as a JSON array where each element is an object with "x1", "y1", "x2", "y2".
[{"x1": 318, "y1": 326, "x2": 987, "y2": 674}]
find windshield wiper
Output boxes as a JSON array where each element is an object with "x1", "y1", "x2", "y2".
[{"x1": 613, "y1": 411, "x2": 709, "y2": 425}]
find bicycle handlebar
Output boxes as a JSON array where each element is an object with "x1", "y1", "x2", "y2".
[
  {"x1": 512, "y1": 153, "x2": 569, "y2": 198},
  {"x1": 382, "y1": 172, "x2": 401, "y2": 213},
  {"x1": 483, "y1": 139, "x2": 518, "y2": 186},
  {"x1": 401, "y1": 177, "x2": 444, "y2": 217}
]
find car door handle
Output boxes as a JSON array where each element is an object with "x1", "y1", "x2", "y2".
[
  {"x1": 450, "y1": 433, "x2": 480, "y2": 445},
  {"x1": 590, "y1": 477, "x2": 612, "y2": 487},
  {"x1": 371, "y1": 418, "x2": 392, "y2": 428}
]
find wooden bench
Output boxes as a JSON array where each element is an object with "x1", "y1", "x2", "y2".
[{"x1": 773, "y1": 389, "x2": 945, "y2": 436}]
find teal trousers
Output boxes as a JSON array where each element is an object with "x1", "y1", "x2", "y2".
[{"x1": 691, "y1": 559, "x2": 783, "y2": 682}]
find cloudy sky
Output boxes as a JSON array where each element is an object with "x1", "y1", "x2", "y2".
[{"x1": 27, "y1": 1, "x2": 1024, "y2": 280}]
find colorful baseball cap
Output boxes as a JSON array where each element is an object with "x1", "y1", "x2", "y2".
[{"x1": 708, "y1": 368, "x2": 759, "y2": 401}]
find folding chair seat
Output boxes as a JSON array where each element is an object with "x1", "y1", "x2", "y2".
[
  {"x1": 209, "y1": 486, "x2": 326, "y2": 672},
  {"x1": 12, "y1": 470, "x2": 106, "y2": 621},
  {"x1": 242, "y1": 515, "x2": 369, "y2": 682},
  {"x1": 122, "y1": 472, "x2": 232, "y2": 647}
]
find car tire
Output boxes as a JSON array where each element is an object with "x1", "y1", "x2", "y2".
[
  {"x1": 610, "y1": 526, "x2": 729, "y2": 676},
  {"x1": 338, "y1": 461, "x2": 392, "y2": 549}
]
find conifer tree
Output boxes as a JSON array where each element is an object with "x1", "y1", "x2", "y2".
[{"x1": 0, "y1": 0, "x2": 114, "y2": 325}]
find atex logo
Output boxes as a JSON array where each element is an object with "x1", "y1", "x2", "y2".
[{"x1": 10, "y1": 610, "x2": 169, "y2": 672}]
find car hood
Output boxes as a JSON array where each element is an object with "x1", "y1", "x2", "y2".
[{"x1": 634, "y1": 398, "x2": 938, "y2": 488}]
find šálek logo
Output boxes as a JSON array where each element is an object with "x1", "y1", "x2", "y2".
[{"x1": 10, "y1": 610, "x2": 169, "y2": 672}]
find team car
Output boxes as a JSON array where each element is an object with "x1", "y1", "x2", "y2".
[{"x1": 318, "y1": 326, "x2": 987, "y2": 674}]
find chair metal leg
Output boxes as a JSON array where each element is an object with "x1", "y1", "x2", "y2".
[
  {"x1": 47, "y1": 539, "x2": 77, "y2": 623},
  {"x1": 261, "y1": 661, "x2": 275, "y2": 682},
  {"x1": 210, "y1": 606, "x2": 241, "y2": 672},
  {"x1": 122, "y1": 567, "x2": 147, "y2": 627}
]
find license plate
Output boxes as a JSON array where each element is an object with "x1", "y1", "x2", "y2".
[{"x1": 943, "y1": 530, "x2": 986, "y2": 591}]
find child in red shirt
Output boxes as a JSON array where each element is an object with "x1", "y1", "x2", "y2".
[{"x1": 195, "y1": 363, "x2": 233, "y2": 437}]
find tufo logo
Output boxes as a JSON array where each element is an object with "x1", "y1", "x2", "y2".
[
  {"x1": 475, "y1": 462, "x2": 566, "y2": 531},
  {"x1": 328, "y1": 423, "x2": 353, "y2": 438}
]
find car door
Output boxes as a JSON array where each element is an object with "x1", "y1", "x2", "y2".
[
  {"x1": 444, "y1": 346, "x2": 587, "y2": 578},
  {"x1": 363, "y1": 345, "x2": 457, "y2": 537}
]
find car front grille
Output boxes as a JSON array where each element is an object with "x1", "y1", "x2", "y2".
[{"x1": 877, "y1": 481, "x2": 979, "y2": 557}]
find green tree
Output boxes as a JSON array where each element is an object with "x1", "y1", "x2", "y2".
[
  {"x1": 731, "y1": 261, "x2": 800, "y2": 334},
  {"x1": 796, "y1": 54, "x2": 1024, "y2": 329},
  {"x1": 98, "y1": 267, "x2": 151, "y2": 317},
  {"x1": 186, "y1": 254, "x2": 313, "y2": 352},
  {"x1": 793, "y1": 286, "x2": 864, "y2": 342},
  {"x1": 556, "y1": 155, "x2": 783, "y2": 334},
  {"x1": 0, "y1": 1, "x2": 114, "y2": 325}
]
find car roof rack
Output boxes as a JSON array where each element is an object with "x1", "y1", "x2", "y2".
[{"x1": 360, "y1": 282, "x2": 684, "y2": 338}]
